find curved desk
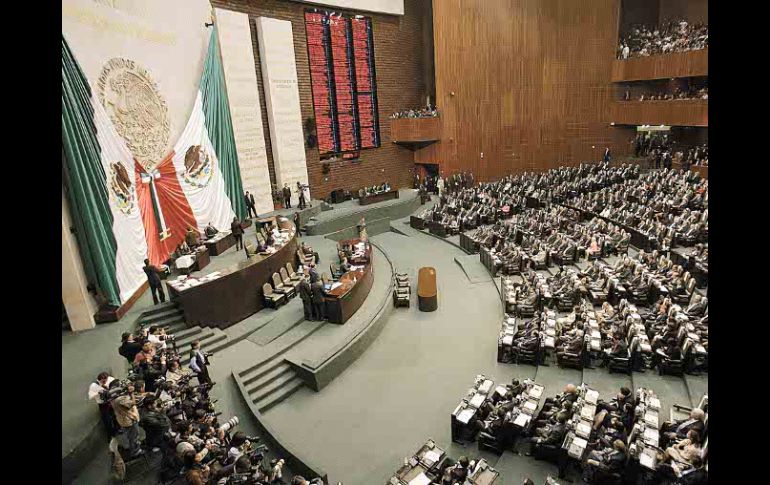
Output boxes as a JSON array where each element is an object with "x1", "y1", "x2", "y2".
[
  {"x1": 167, "y1": 218, "x2": 298, "y2": 329},
  {"x1": 418, "y1": 267, "x2": 438, "y2": 312},
  {"x1": 324, "y1": 239, "x2": 374, "y2": 324}
]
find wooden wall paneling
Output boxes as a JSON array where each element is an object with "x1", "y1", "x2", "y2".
[
  {"x1": 434, "y1": 0, "x2": 622, "y2": 182},
  {"x1": 611, "y1": 49, "x2": 708, "y2": 82},
  {"x1": 610, "y1": 100, "x2": 708, "y2": 127}
]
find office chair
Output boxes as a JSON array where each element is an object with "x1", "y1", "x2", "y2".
[
  {"x1": 271, "y1": 273, "x2": 295, "y2": 299},
  {"x1": 262, "y1": 283, "x2": 286, "y2": 309}
]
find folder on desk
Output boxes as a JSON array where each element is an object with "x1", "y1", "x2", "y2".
[
  {"x1": 580, "y1": 405, "x2": 596, "y2": 421},
  {"x1": 585, "y1": 389, "x2": 599, "y2": 405},
  {"x1": 643, "y1": 427, "x2": 659, "y2": 446},
  {"x1": 567, "y1": 436, "x2": 587, "y2": 459},
  {"x1": 576, "y1": 421, "x2": 592, "y2": 438},
  {"x1": 470, "y1": 393, "x2": 486, "y2": 408},
  {"x1": 644, "y1": 411, "x2": 659, "y2": 428},
  {"x1": 408, "y1": 473, "x2": 431, "y2": 485},
  {"x1": 502, "y1": 335, "x2": 513, "y2": 346},
  {"x1": 479, "y1": 379, "x2": 494, "y2": 394},
  {"x1": 640, "y1": 448, "x2": 657, "y2": 470},
  {"x1": 648, "y1": 397, "x2": 661, "y2": 411},
  {"x1": 522, "y1": 400, "x2": 538, "y2": 414},
  {"x1": 514, "y1": 413, "x2": 531, "y2": 427},
  {"x1": 457, "y1": 408, "x2": 476, "y2": 424},
  {"x1": 529, "y1": 385, "x2": 544, "y2": 399}
]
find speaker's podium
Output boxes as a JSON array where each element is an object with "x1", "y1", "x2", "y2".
[{"x1": 418, "y1": 267, "x2": 438, "y2": 312}]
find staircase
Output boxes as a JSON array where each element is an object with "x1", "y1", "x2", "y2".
[
  {"x1": 241, "y1": 359, "x2": 305, "y2": 414},
  {"x1": 134, "y1": 302, "x2": 229, "y2": 356}
]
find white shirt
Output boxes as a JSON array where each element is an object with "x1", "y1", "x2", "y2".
[
  {"x1": 88, "y1": 376, "x2": 115, "y2": 404},
  {"x1": 148, "y1": 333, "x2": 168, "y2": 350}
]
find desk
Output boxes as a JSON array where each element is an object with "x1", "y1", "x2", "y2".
[
  {"x1": 324, "y1": 239, "x2": 374, "y2": 324},
  {"x1": 167, "y1": 217, "x2": 298, "y2": 329},
  {"x1": 417, "y1": 267, "x2": 437, "y2": 312},
  {"x1": 359, "y1": 189, "x2": 399, "y2": 205},
  {"x1": 204, "y1": 232, "x2": 235, "y2": 256},
  {"x1": 193, "y1": 247, "x2": 210, "y2": 271},
  {"x1": 467, "y1": 459, "x2": 500, "y2": 485}
]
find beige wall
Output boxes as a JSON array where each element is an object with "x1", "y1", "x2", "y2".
[
  {"x1": 62, "y1": 0, "x2": 213, "y2": 160},
  {"x1": 62, "y1": 188, "x2": 97, "y2": 332}
]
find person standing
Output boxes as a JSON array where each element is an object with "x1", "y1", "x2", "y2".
[
  {"x1": 282, "y1": 183, "x2": 292, "y2": 209},
  {"x1": 298, "y1": 270, "x2": 313, "y2": 320},
  {"x1": 297, "y1": 181, "x2": 307, "y2": 209},
  {"x1": 311, "y1": 279, "x2": 326, "y2": 321},
  {"x1": 189, "y1": 341, "x2": 212, "y2": 385},
  {"x1": 88, "y1": 371, "x2": 116, "y2": 439},
  {"x1": 603, "y1": 147, "x2": 611, "y2": 163},
  {"x1": 244, "y1": 191, "x2": 257, "y2": 219},
  {"x1": 112, "y1": 382, "x2": 142, "y2": 458},
  {"x1": 143, "y1": 259, "x2": 166, "y2": 305},
  {"x1": 231, "y1": 217, "x2": 244, "y2": 251},
  {"x1": 437, "y1": 176, "x2": 445, "y2": 197}
]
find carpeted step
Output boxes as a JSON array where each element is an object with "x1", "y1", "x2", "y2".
[
  {"x1": 255, "y1": 376, "x2": 304, "y2": 414},
  {"x1": 249, "y1": 369, "x2": 299, "y2": 403},
  {"x1": 242, "y1": 358, "x2": 292, "y2": 387},
  {"x1": 245, "y1": 362, "x2": 293, "y2": 395},
  {"x1": 139, "y1": 308, "x2": 184, "y2": 326},
  {"x1": 138, "y1": 301, "x2": 178, "y2": 318}
]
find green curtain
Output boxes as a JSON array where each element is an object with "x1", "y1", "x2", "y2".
[
  {"x1": 61, "y1": 35, "x2": 121, "y2": 306},
  {"x1": 201, "y1": 26, "x2": 248, "y2": 220}
]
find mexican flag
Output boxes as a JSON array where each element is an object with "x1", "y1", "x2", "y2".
[{"x1": 62, "y1": 27, "x2": 247, "y2": 306}]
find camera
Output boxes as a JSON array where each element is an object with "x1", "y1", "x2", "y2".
[{"x1": 218, "y1": 416, "x2": 240, "y2": 434}]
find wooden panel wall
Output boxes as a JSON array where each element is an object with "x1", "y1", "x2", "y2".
[
  {"x1": 390, "y1": 117, "x2": 440, "y2": 142},
  {"x1": 432, "y1": 0, "x2": 623, "y2": 181},
  {"x1": 611, "y1": 49, "x2": 708, "y2": 82},
  {"x1": 210, "y1": 0, "x2": 430, "y2": 199},
  {"x1": 611, "y1": 100, "x2": 708, "y2": 127}
]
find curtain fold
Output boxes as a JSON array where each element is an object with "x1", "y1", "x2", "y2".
[
  {"x1": 201, "y1": 25, "x2": 247, "y2": 220},
  {"x1": 61, "y1": 35, "x2": 121, "y2": 306}
]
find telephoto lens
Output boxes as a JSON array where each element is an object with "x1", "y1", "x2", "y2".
[{"x1": 218, "y1": 416, "x2": 239, "y2": 433}]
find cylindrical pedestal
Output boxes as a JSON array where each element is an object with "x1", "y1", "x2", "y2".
[{"x1": 417, "y1": 267, "x2": 438, "y2": 312}]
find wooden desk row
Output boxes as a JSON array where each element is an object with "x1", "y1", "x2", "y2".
[
  {"x1": 324, "y1": 238, "x2": 375, "y2": 324},
  {"x1": 359, "y1": 189, "x2": 400, "y2": 206},
  {"x1": 167, "y1": 217, "x2": 298, "y2": 329},
  {"x1": 388, "y1": 438, "x2": 500, "y2": 485}
]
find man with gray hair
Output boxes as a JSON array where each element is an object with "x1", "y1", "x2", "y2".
[{"x1": 661, "y1": 407, "x2": 706, "y2": 447}]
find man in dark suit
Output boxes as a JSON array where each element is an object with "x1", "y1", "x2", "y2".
[
  {"x1": 521, "y1": 414, "x2": 567, "y2": 456},
  {"x1": 308, "y1": 263, "x2": 321, "y2": 284},
  {"x1": 311, "y1": 279, "x2": 326, "y2": 321},
  {"x1": 584, "y1": 440, "x2": 626, "y2": 482},
  {"x1": 282, "y1": 183, "x2": 292, "y2": 208},
  {"x1": 661, "y1": 408, "x2": 706, "y2": 447},
  {"x1": 298, "y1": 271, "x2": 313, "y2": 320},
  {"x1": 231, "y1": 217, "x2": 244, "y2": 250},
  {"x1": 143, "y1": 259, "x2": 166, "y2": 305},
  {"x1": 244, "y1": 191, "x2": 257, "y2": 218}
]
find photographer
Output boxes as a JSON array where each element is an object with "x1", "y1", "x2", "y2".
[
  {"x1": 148, "y1": 325, "x2": 173, "y2": 351},
  {"x1": 87, "y1": 371, "x2": 117, "y2": 438},
  {"x1": 140, "y1": 396, "x2": 172, "y2": 451},
  {"x1": 166, "y1": 358, "x2": 192, "y2": 384},
  {"x1": 119, "y1": 332, "x2": 143, "y2": 364},
  {"x1": 135, "y1": 343, "x2": 167, "y2": 393},
  {"x1": 189, "y1": 341, "x2": 212, "y2": 385},
  {"x1": 112, "y1": 381, "x2": 143, "y2": 458},
  {"x1": 183, "y1": 449, "x2": 212, "y2": 485}
]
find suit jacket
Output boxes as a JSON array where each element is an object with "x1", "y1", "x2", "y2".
[
  {"x1": 311, "y1": 280, "x2": 325, "y2": 301},
  {"x1": 231, "y1": 220, "x2": 244, "y2": 235},
  {"x1": 675, "y1": 418, "x2": 705, "y2": 438},
  {"x1": 298, "y1": 278, "x2": 312, "y2": 302}
]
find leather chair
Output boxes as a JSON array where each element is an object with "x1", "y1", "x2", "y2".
[
  {"x1": 556, "y1": 344, "x2": 584, "y2": 370},
  {"x1": 516, "y1": 340, "x2": 541, "y2": 366},
  {"x1": 607, "y1": 349, "x2": 632, "y2": 375},
  {"x1": 271, "y1": 272, "x2": 295, "y2": 299},
  {"x1": 297, "y1": 249, "x2": 313, "y2": 267},
  {"x1": 285, "y1": 263, "x2": 303, "y2": 283},
  {"x1": 262, "y1": 282, "x2": 286, "y2": 309},
  {"x1": 330, "y1": 263, "x2": 344, "y2": 280},
  {"x1": 280, "y1": 267, "x2": 301, "y2": 292},
  {"x1": 657, "y1": 351, "x2": 684, "y2": 376},
  {"x1": 393, "y1": 272, "x2": 411, "y2": 308}
]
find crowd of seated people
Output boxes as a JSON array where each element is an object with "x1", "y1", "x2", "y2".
[
  {"x1": 389, "y1": 104, "x2": 438, "y2": 119},
  {"x1": 568, "y1": 169, "x2": 707, "y2": 251},
  {"x1": 510, "y1": 384, "x2": 708, "y2": 484},
  {"x1": 617, "y1": 19, "x2": 708, "y2": 59},
  {"x1": 417, "y1": 163, "x2": 639, "y2": 243},
  {"x1": 101, "y1": 327, "x2": 327, "y2": 485},
  {"x1": 624, "y1": 85, "x2": 708, "y2": 102}
]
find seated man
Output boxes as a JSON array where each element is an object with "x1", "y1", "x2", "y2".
[
  {"x1": 661, "y1": 408, "x2": 706, "y2": 447},
  {"x1": 599, "y1": 335, "x2": 628, "y2": 367},
  {"x1": 520, "y1": 414, "x2": 567, "y2": 456},
  {"x1": 685, "y1": 294, "x2": 707, "y2": 317},
  {"x1": 185, "y1": 226, "x2": 202, "y2": 248},
  {"x1": 440, "y1": 456, "x2": 470, "y2": 485},
  {"x1": 339, "y1": 257, "x2": 352, "y2": 274},
  {"x1": 651, "y1": 338, "x2": 682, "y2": 369},
  {"x1": 301, "y1": 242, "x2": 320, "y2": 263},
  {"x1": 583, "y1": 440, "x2": 627, "y2": 482},
  {"x1": 204, "y1": 222, "x2": 218, "y2": 239}
]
